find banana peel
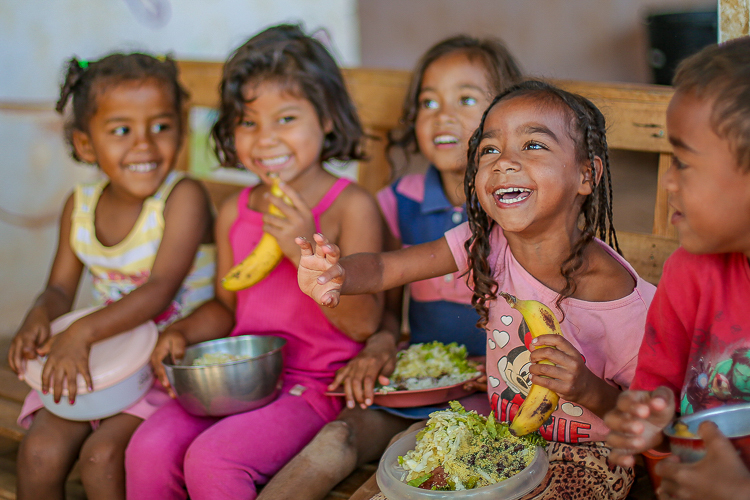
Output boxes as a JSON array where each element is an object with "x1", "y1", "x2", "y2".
[
  {"x1": 221, "y1": 177, "x2": 292, "y2": 291},
  {"x1": 499, "y1": 292, "x2": 563, "y2": 436}
]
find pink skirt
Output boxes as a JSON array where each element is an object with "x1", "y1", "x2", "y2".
[{"x1": 18, "y1": 381, "x2": 171, "y2": 430}]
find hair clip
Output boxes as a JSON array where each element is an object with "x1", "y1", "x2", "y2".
[
  {"x1": 78, "y1": 59, "x2": 89, "y2": 70},
  {"x1": 156, "y1": 54, "x2": 166, "y2": 62}
]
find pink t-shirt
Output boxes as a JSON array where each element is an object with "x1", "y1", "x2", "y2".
[
  {"x1": 229, "y1": 178, "x2": 363, "y2": 421},
  {"x1": 445, "y1": 222, "x2": 656, "y2": 443}
]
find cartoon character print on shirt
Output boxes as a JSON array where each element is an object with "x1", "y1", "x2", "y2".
[
  {"x1": 682, "y1": 344, "x2": 750, "y2": 415},
  {"x1": 488, "y1": 314, "x2": 591, "y2": 443}
]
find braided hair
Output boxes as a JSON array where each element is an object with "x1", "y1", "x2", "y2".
[
  {"x1": 56, "y1": 53, "x2": 188, "y2": 162},
  {"x1": 464, "y1": 80, "x2": 619, "y2": 329}
]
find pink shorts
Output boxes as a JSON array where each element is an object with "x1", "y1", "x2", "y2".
[{"x1": 17, "y1": 381, "x2": 171, "y2": 430}]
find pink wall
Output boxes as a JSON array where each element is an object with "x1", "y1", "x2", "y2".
[{"x1": 359, "y1": 0, "x2": 714, "y2": 83}]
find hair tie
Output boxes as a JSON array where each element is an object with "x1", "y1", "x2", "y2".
[
  {"x1": 78, "y1": 59, "x2": 89, "y2": 70},
  {"x1": 156, "y1": 54, "x2": 166, "y2": 62}
]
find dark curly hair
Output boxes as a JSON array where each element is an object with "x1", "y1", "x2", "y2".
[
  {"x1": 55, "y1": 53, "x2": 189, "y2": 162},
  {"x1": 211, "y1": 24, "x2": 365, "y2": 168},
  {"x1": 463, "y1": 80, "x2": 619, "y2": 329},
  {"x1": 386, "y1": 34, "x2": 522, "y2": 175},
  {"x1": 672, "y1": 36, "x2": 750, "y2": 172}
]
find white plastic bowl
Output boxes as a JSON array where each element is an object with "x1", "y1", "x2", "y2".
[
  {"x1": 376, "y1": 430, "x2": 548, "y2": 500},
  {"x1": 24, "y1": 307, "x2": 158, "y2": 421}
]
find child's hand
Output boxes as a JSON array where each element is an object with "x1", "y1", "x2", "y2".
[
  {"x1": 150, "y1": 329, "x2": 187, "y2": 399},
  {"x1": 264, "y1": 182, "x2": 316, "y2": 264},
  {"x1": 654, "y1": 421, "x2": 750, "y2": 500},
  {"x1": 328, "y1": 330, "x2": 397, "y2": 409},
  {"x1": 463, "y1": 359, "x2": 487, "y2": 393},
  {"x1": 604, "y1": 386, "x2": 676, "y2": 468},
  {"x1": 36, "y1": 324, "x2": 93, "y2": 405},
  {"x1": 8, "y1": 308, "x2": 51, "y2": 378},
  {"x1": 296, "y1": 233, "x2": 344, "y2": 307},
  {"x1": 527, "y1": 334, "x2": 600, "y2": 404}
]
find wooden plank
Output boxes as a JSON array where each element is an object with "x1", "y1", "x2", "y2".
[
  {"x1": 618, "y1": 231, "x2": 679, "y2": 285},
  {"x1": 0, "y1": 400, "x2": 24, "y2": 443},
  {"x1": 652, "y1": 153, "x2": 677, "y2": 238}
]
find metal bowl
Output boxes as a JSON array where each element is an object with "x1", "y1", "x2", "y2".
[
  {"x1": 663, "y1": 402, "x2": 750, "y2": 467},
  {"x1": 162, "y1": 335, "x2": 286, "y2": 417}
]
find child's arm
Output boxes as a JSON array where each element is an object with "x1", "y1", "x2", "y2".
[
  {"x1": 604, "y1": 386, "x2": 676, "y2": 467},
  {"x1": 151, "y1": 190, "x2": 239, "y2": 397},
  {"x1": 8, "y1": 194, "x2": 83, "y2": 378},
  {"x1": 38, "y1": 179, "x2": 213, "y2": 403},
  {"x1": 654, "y1": 421, "x2": 750, "y2": 500}
]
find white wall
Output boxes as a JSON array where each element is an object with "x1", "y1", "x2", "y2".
[{"x1": 0, "y1": 0, "x2": 360, "y2": 336}]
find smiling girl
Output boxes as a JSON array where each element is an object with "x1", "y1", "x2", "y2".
[
  {"x1": 296, "y1": 80, "x2": 656, "y2": 499},
  {"x1": 8, "y1": 53, "x2": 215, "y2": 500},
  {"x1": 124, "y1": 24, "x2": 383, "y2": 500}
]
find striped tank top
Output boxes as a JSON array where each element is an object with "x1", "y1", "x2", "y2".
[{"x1": 70, "y1": 171, "x2": 216, "y2": 328}]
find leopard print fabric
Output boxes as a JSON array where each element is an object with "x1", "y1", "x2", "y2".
[{"x1": 370, "y1": 442, "x2": 633, "y2": 500}]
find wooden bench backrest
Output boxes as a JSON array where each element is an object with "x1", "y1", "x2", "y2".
[{"x1": 175, "y1": 61, "x2": 679, "y2": 284}]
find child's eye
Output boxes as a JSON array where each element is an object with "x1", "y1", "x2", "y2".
[
  {"x1": 151, "y1": 123, "x2": 170, "y2": 134},
  {"x1": 239, "y1": 119, "x2": 255, "y2": 128},
  {"x1": 112, "y1": 126, "x2": 129, "y2": 136},
  {"x1": 460, "y1": 96, "x2": 478, "y2": 106},
  {"x1": 420, "y1": 98, "x2": 438, "y2": 110},
  {"x1": 279, "y1": 115, "x2": 296, "y2": 124},
  {"x1": 480, "y1": 145, "x2": 499, "y2": 156},
  {"x1": 524, "y1": 141, "x2": 547, "y2": 151},
  {"x1": 672, "y1": 156, "x2": 687, "y2": 170}
]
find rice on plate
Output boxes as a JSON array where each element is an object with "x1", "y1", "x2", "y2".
[{"x1": 376, "y1": 341, "x2": 481, "y2": 393}]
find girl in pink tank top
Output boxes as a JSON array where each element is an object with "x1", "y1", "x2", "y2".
[{"x1": 125, "y1": 24, "x2": 384, "y2": 500}]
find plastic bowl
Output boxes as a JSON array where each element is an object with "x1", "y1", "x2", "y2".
[
  {"x1": 376, "y1": 430, "x2": 548, "y2": 500},
  {"x1": 162, "y1": 335, "x2": 286, "y2": 417},
  {"x1": 663, "y1": 402, "x2": 750, "y2": 467},
  {"x1": 24, "y1": 307, "x2": 158, "y2": 421}
]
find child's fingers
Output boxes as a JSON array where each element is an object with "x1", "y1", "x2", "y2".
[
  {"x1": 607, "y1": 448, "x2": 637, "y2": 468},
  {"x1": 296, "y1": 236, "x2": 314, "y2": 255}
]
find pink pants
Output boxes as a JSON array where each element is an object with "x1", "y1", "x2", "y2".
[{"x1": 125, "y1": 390, "x2": 326, "y2": 499}]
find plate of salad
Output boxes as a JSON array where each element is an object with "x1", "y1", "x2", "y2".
[
  {"x1": 327, "y1": 342, "x2": 483, "y2": 408},
  {"x1": 376, "y1": 402, "x2": 548, "y2": 498}
]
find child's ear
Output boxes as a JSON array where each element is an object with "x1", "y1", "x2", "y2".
[
  {"x1": 322, "y1": 117, "x2": 333, "y2": 135},
  {"x1": 72, "y1": 130, "x2": 97, "y2": 164},
  {"x1": 579, "y1": 156, "x2": 604, "y2": 195}
]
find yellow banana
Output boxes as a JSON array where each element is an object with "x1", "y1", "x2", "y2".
[
  {"x1": 498, "y1": 292, "x2": 563, "y2": 437},
  {"x1": 221, "y1": 177, "x2": 292, "y2": 291}
]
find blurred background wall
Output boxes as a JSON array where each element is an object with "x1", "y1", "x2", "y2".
[{"x1": 0, "y1": 0, "x2": 716, "y2": 337}]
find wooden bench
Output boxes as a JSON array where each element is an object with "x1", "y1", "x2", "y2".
[{"x1": 0, "y1": 64, "x2": 679, "y2": 499}]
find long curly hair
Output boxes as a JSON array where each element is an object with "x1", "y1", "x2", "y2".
[{"x1": 463, "y1": 80, "x2": 620, "y2": 329}]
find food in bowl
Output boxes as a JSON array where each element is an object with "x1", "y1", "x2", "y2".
[
  {"x1": 663, "y1": 402, "x2": 750, "y2": 467},
  {"x1": 400, "y1": 402, "x2": 545, "y2": 491},
  {"x1": 376, "y1": 342, "x2": 481, "y2": 394},
  {"x1": 163, "y1": 335, "x2": 285, "y2": 417},
  {"x1": 191, "y1": 351, "x2": 253, "y2": 366}
]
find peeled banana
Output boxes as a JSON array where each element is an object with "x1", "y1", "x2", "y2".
[
  {"x1": 221, "y1": 177, "x2": 292, "y2": 291},
  {"x1": 499, "y1": 292, "x2": 564, "y2": 437}
]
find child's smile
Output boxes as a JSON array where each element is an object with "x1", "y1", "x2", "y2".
[
  {"x1": 234, "y1": 82, "x2": 329, "y2": 185},
  {"x1": 73, "y1": 78, "x2": 180, "y2": 202},
  {"x1": 474, "y1": 95, "x2": 591, "y2": 235}
]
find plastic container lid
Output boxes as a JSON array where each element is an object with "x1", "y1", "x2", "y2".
[{"x1": 24, "y1": 307, "x2": 158, "y2": 395}]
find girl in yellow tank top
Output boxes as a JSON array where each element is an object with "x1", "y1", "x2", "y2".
[{"x1": 8, "y1": 52, "x2": 215, "y2": 500}]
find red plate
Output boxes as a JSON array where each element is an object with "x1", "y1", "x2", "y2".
[{"x1": 326, "y1": 376, "x2": 480, "y2": 408}]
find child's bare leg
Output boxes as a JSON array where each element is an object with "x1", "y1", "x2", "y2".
[
  {"x1": 79, "y1": 413, "x2": 142, "y2": 500},
  {"x1": 257, "y1": 407, "x2": 411, "y2": 500},
  {"x1": 16, "y1": 408, "x2": 92, "y2": 500}
]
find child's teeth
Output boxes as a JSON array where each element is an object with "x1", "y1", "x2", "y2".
[
  {"x1": 127, "y1": 162, "x2": 157, "y2": 172},
  {"x1": 434, "y1": 135, "x2": 457, "y2": 145},
  {"x1": 260, "y1": 155, "x2": 290, "y2": 167},
  {"x1": 495, "y1": 187, "x2": 531, "y2": 204}
]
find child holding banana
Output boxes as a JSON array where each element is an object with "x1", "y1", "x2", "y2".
[
  {"x1": 258, "y1": 34, "x2": 523, "y2": 500},
  {"x1": 7, "y1": 53, "x2": 216, "y2": 500},
  {"x1": 297, "y1": 80, "x2": 656, "y2": 499},
  {"x1": 124, "y1": 24, "x2": 384, "y2": 500},
  {"x1": 605, "y1": 38, "x2": 750, "y2": 500}
]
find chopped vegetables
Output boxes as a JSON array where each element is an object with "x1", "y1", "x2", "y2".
[
  {"x1": 399, "y1": 401, "x2": 546, "y2": 491},
  {"x1": 191, "y1": 351, "x2": 252, "y2": 366},
  {"x1": 377, "y1": 341, "x2": 481, "y2": 393}
]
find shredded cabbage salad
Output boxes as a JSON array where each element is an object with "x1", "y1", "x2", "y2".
[
  {"x1": 377, "y1": 341, "x2": 481, "y2": 393},
  {"x1": 398, "y1": 401, "x2": 546, "y2": 491}
]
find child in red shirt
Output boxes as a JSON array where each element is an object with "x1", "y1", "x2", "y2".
[{"x1": 605, "y1": 37, "x2": 750, "y2": 500}]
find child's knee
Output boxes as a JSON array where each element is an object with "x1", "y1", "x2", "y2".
[
  {"x1": 79, "y1": 437, "x2": 124, "y2": 476},
  {"x1": 316, "y1": 420, "x2": 358, "y2": 450},
  {"x1": 18, "y1": 431, "x2": 67, "y2": 472}
]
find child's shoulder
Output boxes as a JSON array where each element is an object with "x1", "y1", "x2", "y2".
[{"x1": 575, "y1": 240, "x2": 641, "y2": 302}]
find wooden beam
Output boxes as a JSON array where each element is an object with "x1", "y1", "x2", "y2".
[
  {"x1": 720, "y1": 0, "x2": 750, "y2": 42},
  {"x1": 653, "y1": 153, "x2": 677, "y2": 238}
]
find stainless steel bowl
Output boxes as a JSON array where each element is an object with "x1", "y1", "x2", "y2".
[{"x1": 163, "y1": 335, "x2": 286, "y2": 417}]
